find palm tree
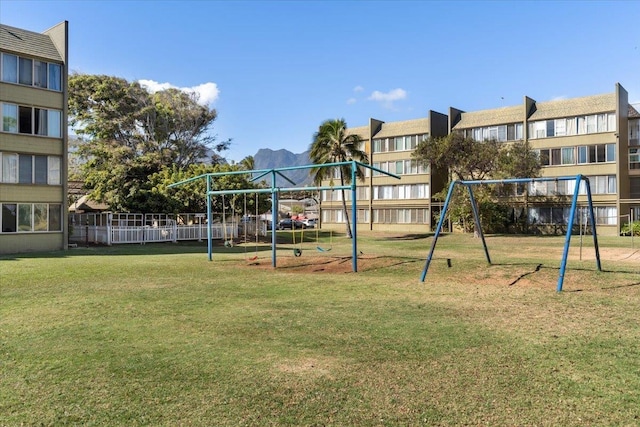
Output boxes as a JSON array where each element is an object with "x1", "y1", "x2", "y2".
[
  {"x1": 309, "y1": 119, "x2": 368, "y2": 238},
  {"x1": 239, "y1": 155, "x2": 255, "y2": 171}
]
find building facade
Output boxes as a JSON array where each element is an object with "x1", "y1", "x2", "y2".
[
  {"x1": 319, "y1": 112, "x2": 449, "y2": 232},
  {"x1": 321, "y1": 84, "x2": 639, "y2": 236},
  {"x1": 0, "y1": 22, "x2": 69, "y2": 254}
]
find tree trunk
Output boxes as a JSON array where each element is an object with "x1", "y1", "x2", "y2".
[{"x1": 339, "y1": 172, "x2": 352, "y2": 238}]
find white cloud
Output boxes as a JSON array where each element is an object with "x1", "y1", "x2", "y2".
[
  {"x1": 368, "y1": 88, "x2": 407, "y2": 102},
  {"x1": 138, "y1": 79, "x2": 220, "y2": 106},
  {"x1": 353, "y1": 85, "x2": 364, "y2": 92},
  {"x1": 550, "y1": 95, "x2": 567, "y2": 101},
  {"x1": 346, "y1": 97, "x2": 357, "y2": 105},
  {"x1": 367, "y1": 88, "x2": 407, "y2": 109}
]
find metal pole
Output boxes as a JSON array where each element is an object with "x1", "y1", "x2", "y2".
[
  {"x1": 207, "y1": 176, "x2": 212, "y2": 261},
  {"x1": 557, "y1": 175, "x2": 582, "y2": 291},
  {"x1": 584, "y1": 176, "x2": 602, "y2": 272},
  {"x1": 632, "y1": 209, "x2": 635, "y2": 250},
  {"x1": 351, "y1": 161, "x2": 358, "y2": 273},
  {"x1": 271, "y1": 173, "x2": 278, "y2": 268},
  {"x1": 467, "y1": 184, "x2": 491, "y2": 265},
  {"x1": 421, "y1": 181, "x2": 457, "y2": 282}
]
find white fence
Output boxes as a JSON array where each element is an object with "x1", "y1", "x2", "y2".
[{"x1": 69, "y1": 212, "x2": 264, "y2": 245}]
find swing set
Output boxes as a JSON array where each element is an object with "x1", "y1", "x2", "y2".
[
  {"x1": 316, "y1": 226, "x2": 333, "y2": 252},
  {"x1": 167, "y1": 160, "x2": 401, "y2": 272},
  {"x1": 221, "y1": 193, "x2": 262, "y2": 262}
]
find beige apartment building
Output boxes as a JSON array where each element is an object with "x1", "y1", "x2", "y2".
[
  {"x1": 319, "y1": 111, "x2": 449, "y2": 232},
  {"x1": 0, "y1": 22, "x2": 69, "y2": 254},
  {"x1": 321, "y1": 83, "x2": 639, "y2": 236}
]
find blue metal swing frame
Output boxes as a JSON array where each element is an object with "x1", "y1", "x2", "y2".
[{"x1": 420, "y1": 175, "x2": 602, "y2": 292}]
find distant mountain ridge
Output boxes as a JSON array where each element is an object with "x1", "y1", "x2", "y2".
[{"x1": 253, "y1": 148, "x2": 314, "y2": 187}]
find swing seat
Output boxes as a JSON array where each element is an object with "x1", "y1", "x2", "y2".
[
  {"x1": 224, "y1": 240, "x2": 234, "y2": 248},
  {"x1": 316, "y1": 246, "x2": 332, "y2": 252},
  {"x1": 246, "y1": 255, "x2": 258, "y2": 261}
]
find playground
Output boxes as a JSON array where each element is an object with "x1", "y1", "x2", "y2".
[{"x1": 2, "y1": 232, "x2": 639, "y2": 425}]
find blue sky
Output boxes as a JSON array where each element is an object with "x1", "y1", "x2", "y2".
[{"x1": 2, "y1": 0, "x2": 639, "y2": 163}]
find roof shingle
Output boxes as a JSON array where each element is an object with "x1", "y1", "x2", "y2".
[
  {"x1": 0, "y1": 24, "x2": 62, "y2": 62},
  {"x1": 529, "y1": 93, "x2": 616, "y2": 121},
  {"x1": 373, "y1": 118, "x2": 430, "y2": 139},
  {"x1": 454, "y1": 105, "x2": 523, "y2": 129}
]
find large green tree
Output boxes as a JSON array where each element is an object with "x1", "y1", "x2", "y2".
[
  {"x1": 147, "y1": 163, "x2": 270, "y2": 215},
  {"x1": 414, "y1": 134, "x2": 541, "y2": 233},
  {"x1": 68, "y1": 74, "x2": 229, "y2": 212},
  {"x1": 309, "y1": 119, "x2": 368, "y2": 238}
]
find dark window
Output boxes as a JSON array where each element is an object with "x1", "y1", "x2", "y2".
[
  {"x1": 2, "y1": 204, "x2": 17, "y2": 232},
  {"x1": 630, "y1": 178, "x2": 640, "y2": 199},
  {"x1": 596, "y1": 144, "x2": 606, "y2": 163},
  {"x1": 18, "y1": 106, "x2": 31, "y2": 134},
  {"x1": 539, "y1": 150, "x2": 549, "y2": 166},
  {"x1": 551, "y1": 148, "x2": 561, "y2": 165}
]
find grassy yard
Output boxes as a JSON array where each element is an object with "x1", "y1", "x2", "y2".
[{"x1": 1, "y1": 233, "x2": 639, "y2": 425}]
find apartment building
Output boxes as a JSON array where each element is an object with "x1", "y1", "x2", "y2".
[
  {"x1": 319, "y1": 112, "x2": 449, "y2": 232},
  {"x1": 0, "y1": 22, "x2": 69, "y2": 254},
  {"x1": 321, "y1": 83, "x2": 638, "y2": 236}
]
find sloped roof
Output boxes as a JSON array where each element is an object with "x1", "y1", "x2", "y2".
[
  {"x1": 69, "y1": 195, "x2": 109, "y2": 213},
  {"x1": 0, "y1": 24, "x2": 62, "y2": 62},
  {"x1": 346, "y1": 125, "x2": 369, "y2": 140},
  {"x1": 373, "y1": 118, "x2": 430, "y2": 138},
  {"x1": 529, "y1": 93, "x2": 616, "y2": 121},
  {"x1": 629, "y1": 104, "x2": 640, "y2": 118},
  {"x1": 454, "y1": 105, "x2": 523, "y2": 129}
]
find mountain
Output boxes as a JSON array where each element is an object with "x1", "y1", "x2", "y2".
[{"x1": 253, "y1": 148, "x2": 314, "y2": 187}]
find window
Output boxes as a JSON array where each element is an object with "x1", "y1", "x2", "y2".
[
  {"x1": 1, "y1": 53, "x2": 18, "y2": 83},
  {"x1": 34, "y1": 108, "x2": 48, "y2": 136},
  {"x1": 395, "y1": 161, "x2": 403, "y2": 175},
  {"x1": 48, "y1": 109, "x2": 61, "y2": 137},
  {"x1": 630, "y1": 148, "x2": 640, "y2": 170},
  {"x1": 394, "y1": 137, "x2": 404, "y2": 151},
  {"x1": 48, "y1": 63, "x2": 62, "y2": 91},
  {"x1": 19, "y1": 106, "x2": 31, "y2": 134},
  {"x1": 2, "y1": 103, "x2": 18, "y2": 132},
  {"x1": 18, "y1": 204, "x2": 32, "y2": 232},
  {"x1": 3, "y1": 105, "x2": 63, "y2": 137},
  {"x1": 18, "y1": 57, "x2": 32, "y2": 86},
  {"x1": 373, "y1": 139, "x2": 385, "y2": 153},
  {"x1": 48, "y1": 156, "x2": 61, "y2": 185},
  {"x1": 0, "y1": 203, "x2": 62, "y2": 233},
  {"x1": 2, "y1": 204, "x2": 17, "y2": 232},
  {"x1": 1, "y1": 54, "x2": 61, "y2": 91},
  {"x1": 577, "y1": 146, "x2": 587, "y2": 164},
  {"x1": 49, "y1": 204, "x2": 62, "y2": 231},
  {"x1": 586, "y1": 115, "x2": 597, "y2": 133},
  {"x1": 554, "y1": 119, "x2": 566, "y2": 136},
  {"x1": 34, "y1": 156, "x2": 48, "y2": 184},
  {"x1": 19, "y1": 155, "x2": 32, "y2": 184},
  {"x1": 606, "y1": 143, "x2": 616, "y2": 162},
  {"x1": 546, "y1": 120, "x2": 555, "y2": 137},
  {"x1": 561, "y1": 147, "x2": 575, "y2": 165},
  {"x1": 34, "y1": 204, "x2": 48, "y2": 231},
  {"x1": 2, "y1": 154, "x2": 18, "y2": 183},
  {"x1": 34, "y1": 60, "x2": 47, "y2": 88}
]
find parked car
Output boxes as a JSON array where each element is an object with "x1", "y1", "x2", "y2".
[
  {"x1": 301, "y1": 218, "x2": 317, "y2": 228},
  {"x1": 277, "y1": 218, "x2": 306, "y2": 230}
]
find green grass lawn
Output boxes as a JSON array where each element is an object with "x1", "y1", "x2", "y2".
[{"x1": 1, "y1": 233, "x2": 639, "y2": 425}]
